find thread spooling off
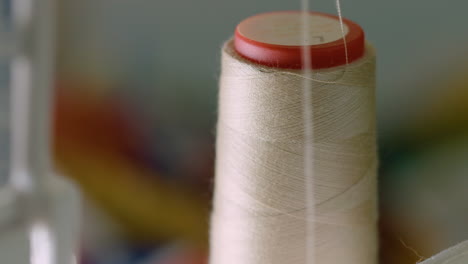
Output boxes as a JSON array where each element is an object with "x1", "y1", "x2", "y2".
[{"x1": 210, "y1": 11, "x2": 378, "y2": 264}]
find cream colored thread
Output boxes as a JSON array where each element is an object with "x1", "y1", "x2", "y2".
[
  {"x1": 210, "y1": 41, "x2": 378, "y2": 264},
  {"x1": 299, "y1": 7, "x2": 316, "y2": 264},
  {"x1": 399, "y1": 238, "x2": 426, "y2": 263},
  {"x1": 335, "y1": 0, "x2": 350, "y2": 66}
]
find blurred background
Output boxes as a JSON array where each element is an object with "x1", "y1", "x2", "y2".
[{"x1": 2, "y1": 0, "x2": 468, "y2": 263}]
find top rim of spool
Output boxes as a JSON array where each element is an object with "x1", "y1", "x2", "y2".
[{"x1": 234, "y1": 11, "x2": 365, "y2": 69}]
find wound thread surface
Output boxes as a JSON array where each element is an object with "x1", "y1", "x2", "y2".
[{"x1": 210, "y1": 40, "x2": 378, "y2": 264}]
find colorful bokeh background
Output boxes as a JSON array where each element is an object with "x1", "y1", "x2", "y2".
[{"x1": 2, "y1": 0, "x2": 468, "y2": 263}]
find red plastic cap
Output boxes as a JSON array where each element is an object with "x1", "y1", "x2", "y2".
[{"x1": 234, "y1": 11, "x2": 365, "y2": 69}]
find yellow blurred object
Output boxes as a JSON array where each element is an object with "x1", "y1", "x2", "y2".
[
  {"x1": 404, "y1": 61, "x2": 468, "y2": 143},
  {"x1": 55, "y1": 144, "x2": 209, "y2": 246}
]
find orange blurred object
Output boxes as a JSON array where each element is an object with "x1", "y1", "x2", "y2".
[
  {"x1": 53, "y1": 82, "x2": 209, "y2": 246},
  {"x1": 54, "y1": 82, "x2": 145, "y2": 155}
]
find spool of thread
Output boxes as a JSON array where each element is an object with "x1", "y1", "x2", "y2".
[{"x1": 211, "y1": 11, "x2": 378, "y2": 264}]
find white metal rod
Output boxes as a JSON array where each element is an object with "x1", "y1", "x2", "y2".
[{"x1": 9, "y1": 0, "x2": 57, "y2": 263}]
